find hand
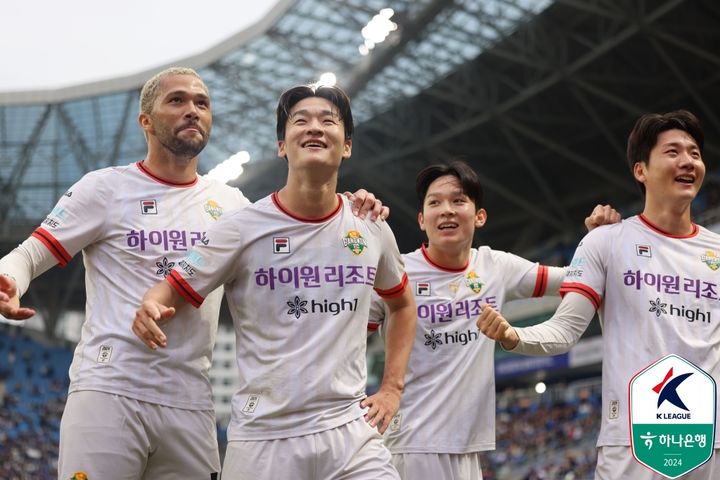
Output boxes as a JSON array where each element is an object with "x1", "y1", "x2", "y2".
[
  {"x1": 344, "y1": 189, "x2": 390, "y2": 221},
  {"x1": 0, "y1": 274, "x2": 35, "y2": 320},
  {"x1": 584, "y1": 204, "x2": 621, "y2": 232},
  {"x1": 360, "y1": 386, "x2": 401, "y2": 434},
  {"x1": 132, "y1": 300, "x2": 175, "y2": 349},
  {"x1": 476, "y1": 303, "x2": 519, "y2": 350}
]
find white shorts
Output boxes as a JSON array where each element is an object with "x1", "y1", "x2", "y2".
[
  {"x1": 58, "y1": 390, "x2": 220, "y2": 480},
  {"x1": 222, "y1": 417, "x2": 398, "y2": 479},
  {"x1": 596, "y1": 446, "x2": 719, "y2": 480},
  {"x1": 391, "y1": 452, "x2": 483, "y2": 480}
]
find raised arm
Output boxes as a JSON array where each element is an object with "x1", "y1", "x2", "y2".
[{"x1": 361, "y1": 285, "x2": 416, "y2": 433}]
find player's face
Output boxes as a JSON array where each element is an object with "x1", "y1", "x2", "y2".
[
  {"x1": 418, "y1": 175, "x2": 486, "y2": 250},
  {"x1": 277, "y1": 97, "x2": 352, "y2": 169},
  {"x1": 144, "y1": 74, "x2": 211, "y2": 159},
  {"x1": 635, "y1": 129, "x2": 704, "y2": 206}
]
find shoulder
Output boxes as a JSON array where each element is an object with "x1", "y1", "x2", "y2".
[{"x1": 197, "y1": 177, "x2": 251, "y2": 208}]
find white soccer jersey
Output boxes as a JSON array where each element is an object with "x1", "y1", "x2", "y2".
[
  {"x1": 556, "y1": 215, "x2": 720, "y2": 447},
  {"x1": 168, "y1": 193, "x2": 408, "y2": 441},
  {"x1": 368, "y1": 244, "x2": 556, "y2": 454},
  {"x1": 35, "y1": 161, "x2": 248, "y2": 410}
]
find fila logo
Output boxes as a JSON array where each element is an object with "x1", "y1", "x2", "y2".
[
  {"x1": 273, "y1": 237, "x2": 290, "y2": 254},
  {"x1": 141, "y1": 200, "x2": 157, "y2": 215},
  {"x1": 416, "y1": 282, "x2": 430, "y2": 296},
  {"x1": 636, "y1": 244, "x2": 652, "y2": 257}
]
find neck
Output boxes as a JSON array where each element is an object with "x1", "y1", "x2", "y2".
[
  {"x1": 424, "y1": 243, "x2": 471, "y2": 270},
  {"x1": 277, "y1": 172, "x2": 339, "y2": 218},
  {"x1": 143, "y1": 148, "x2": 198, "y2": 184},
  {"x1": 641, "y1": 198, "x2": 694, "y2": 236}
]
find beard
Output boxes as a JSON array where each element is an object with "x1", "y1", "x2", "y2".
[{"x1": 154, "y1": 120, "x2": 210, "y2": 159}]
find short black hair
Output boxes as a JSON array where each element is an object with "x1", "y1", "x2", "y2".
[
  {"x1": 276, "y1": 84, "x2": 354, "y2": 141},
  {"x1": 627, "y1": 110, "x2": 704, "y2": 195},
  {"x1": 415, "y1": 160, "x2": 484, "y2": 210}
]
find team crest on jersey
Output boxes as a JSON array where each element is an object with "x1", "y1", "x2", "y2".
[
  {"x1": 700, "y1": 250, "x2": 720, "y2": 271},
  {"x1": 465, "y1": 271, "x2": 484, "y2": 294},
  {"x1": 140, "y1": 199, "x2": 157, "y2": 215},
  {"x1": 416, "y1": 282, "x2": 431, "y2": 296},
  {"x1": 342, "y1": 230, "x2": 367, "y2": 255},
  {"x1": 69, "y1": 473, "x2": 88, "y2": 480},
  {"x1": 204, "y1": 200, "x2": 223, "y2": 220}
]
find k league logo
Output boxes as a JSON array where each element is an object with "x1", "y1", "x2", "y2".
[{"x1": 629, "y1": 354, "x2": 716, "y2": 478}]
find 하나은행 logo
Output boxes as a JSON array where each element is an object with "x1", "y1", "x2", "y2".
[{"x1": 629, "y1": 354, "x2": 716, "y2": 478}]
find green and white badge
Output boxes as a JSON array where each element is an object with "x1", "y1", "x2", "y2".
[{"x1": 629, "y1": 354, "x2": 716, "y2": 478}]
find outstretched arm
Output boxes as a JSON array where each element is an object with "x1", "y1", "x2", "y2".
[
  {"x1": 0, "y1": 275, "x2": 35, "y2": 320},
  {"x1": 361, "y1": 286, "x2": 416, "y2": 434},
  {"x1": 477, "y1": 292, "x2": 595, "y2": 354},
  {"x1": 133, "y1": 280, "x2": 188, "y2": 350},
  {"x1": 0, "y1": 237, "x2": 58, "y2": 320}
]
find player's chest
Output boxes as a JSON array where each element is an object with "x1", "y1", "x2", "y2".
[
  {"x1": 410, "y1": 269, "x2": 505, "y2": 326},
  {"x1": 106, "y1": 194, "x2": 229, "y2": 256},
  {"x1": 245, "y1": 222, "x2": 383, "y2": 292}
]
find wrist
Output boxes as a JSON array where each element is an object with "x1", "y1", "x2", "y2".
[{"x1": 500, "y1": 329, "x2": 520, "y2": 350}]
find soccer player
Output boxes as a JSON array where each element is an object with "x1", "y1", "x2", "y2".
[
  {"x1": 478, "y1": 110, "x2": 720, "y2": 479},
  {"x1": 368, "y1": 160, "x2": 618, "y2": 479},
  {"x1": 133, "y1": 84, "x2": 417, "y2": 479},
  {"x1": 0, "y1": 68, "x2": 387, "y2": 480}
]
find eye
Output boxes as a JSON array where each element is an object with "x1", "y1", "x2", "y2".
[
  {"x1": 323, "y1": 118, "x2": 338, "y2": 125},
  {"x1": 169, "y1": 97, "x2": 182, "y2": 104}
]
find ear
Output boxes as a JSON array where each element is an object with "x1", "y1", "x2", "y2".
[
  {"x1": 138, "y1": 113, "x2": 153, "y2": 135},
  {"x1": 277, "y1": 140, "x2": 286, "y2": 159},
  {"x1": 418, "y1": 211, "x2": 426, "y2": 231},
  {"x1": 342, "y1": 139, "x2": 353, "y2": 160},
  {"x1": 475, "y1": 208, "x2": 487, "y2": 228},
  {"x1": 633, "y1": 162, "x2": 647, "y2": 185}
]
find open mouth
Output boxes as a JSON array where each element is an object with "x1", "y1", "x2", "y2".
[
  {"x1": 438, "y1": 222, "x2": 458, "y2": 230},
  {"x1": 302, "y1": 140, "x2": 327, "y2": 148},
  {"x1": 675, "y1": 175, "x2": 695, "y2": 184}
]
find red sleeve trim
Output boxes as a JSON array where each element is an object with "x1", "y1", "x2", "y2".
[
  {"x1": 532, "y1": 265, "x2": 549, "y2": 297},
  {"x1": 167, "y1": 270, "x2": 204, "y2": 308},
  {"x1": 560, "y1": 282, "x2": 601, "y2": 310},
  {"x1": 31, "y1": 227, "x2": 71, "y2": 267},
  {"x1": 374, "y1": 273, "x2": 409, "y2": 298},
  {"x1": 367, "y1": 323, "x2": 380, "y2": 333}
]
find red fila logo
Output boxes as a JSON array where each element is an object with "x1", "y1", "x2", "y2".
[
  {"x1": 416, "y1": 282, "x2": 431, "y2": 296},
  {"x1": 141, "y1": 200, "x2": 157, "y2": 215},
  {"x1": 273, "y1": 237, "x2": 290, "y2": 254},
  {"x1": 636, "y1": 244, "x2": 652, "y2": 257}
]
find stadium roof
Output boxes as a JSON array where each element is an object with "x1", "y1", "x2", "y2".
[{"x1": 2, "y1": 0, "x2": 720, "y2": 334}]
